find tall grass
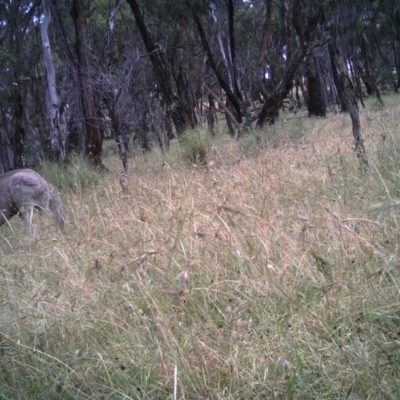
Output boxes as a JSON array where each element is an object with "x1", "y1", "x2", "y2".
[
  {"x1": 39, "y1": 154, "x2": 103, "y2": 192},
  {"x1": 179, "y1": 128, "x2": 212, "y2": 164},
  {"x1": 1, "y1": 96, "x2": 400, "y2": 399}
]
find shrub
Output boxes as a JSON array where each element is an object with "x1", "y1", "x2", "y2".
[{"x1": 179, "y1": 129, "x2": 212, "y2": 164}]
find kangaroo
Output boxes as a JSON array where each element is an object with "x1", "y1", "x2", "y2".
[{"x1": 0, "y1": 169, "x2": 65, "y2": 236}]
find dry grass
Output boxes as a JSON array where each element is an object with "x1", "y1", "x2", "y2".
[{"x1": 1, "y1": 94, "x2": 400, "y2": 399}]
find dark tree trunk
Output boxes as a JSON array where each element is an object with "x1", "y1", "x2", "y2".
[
  {"x1": 392, "y1": 40, "x2": 400, "y2": 90},
  {"x1": 159, "y1": 97, "x2": 174, "y2": 147},
  {"x1": 225, "y1": 100, "x2": 236, "y2": 137},
  {"x1": 361, "y1": 74, "x2": 376, "y2": 95},
  {"x1": 306, "y1": 54, "x2": 326, "y2": 117},
  {"x1": 207, "y1": 93, "x2": 216, "y2": 136},
  {"x1": 137, "y1": 111, "x2": 152, "y2": 153},
  {"x1": 331, "y1": 37, "x2": 368, "y2": 167},
  {"x1": 256, "y1": 0, "x2": 273, "y2": 101},
  {"x1": 0, "y1": 127, "x2": 13, "y2": 172},
  {"x1": 350, "y1": 60, "x2": 365, "y2": 108},
  {"x1": 175, "y1": 66, "x2": 198, "y2": 129},
  {"x1": 227, "y1": 0, "x2": 243, "y2": 106},
  {"x1": 103, "y1": 0, "x2": 128, "y2": 190},
  {"x1": 50, "y1": 0, "x2": 85, "y2": 153},
  {"x1": 12, "y1": 87, "x2": 30, "y2": 169},
  {"x1": 358, "y1": 39, "x2": 378, "y2": 97},
  {"x1": 257, "y1": 93, "x2": 285, "y2": 126},
  {"x1": 394, "y1": 8, "x2": 400, "y2": 89},
  {"x1": 257, "y1": 40, "x2": 315, "y2": 126},
  {"x1": 71, "y1": 0, "x2": 104, "y2": 167},
  {"x1": 0, "y1": 103, "x2": 14, "y2": 172},
  {"x1": 106, "y1": 101, "x2": 128, "y2": 173},
  {"x1": 164, "y1": 113, "x2": 174, "y2": 146},
  {"x1": 125, "y1": 0, "x2": 194, "y2": 135},
  {"x1": 187, "y1": 1, "x2": 244, "y2": 126},
  {"x1": 257, "y1": 0, "x2": 326, "y2": 127}
]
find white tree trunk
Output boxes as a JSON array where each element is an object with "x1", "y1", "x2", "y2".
[
  {"x1": 40, "y1": 0, "x2": 68, "y2": 162},
  {"x1": 209, "y1": 1, "x2": 233, "y2": 91}
]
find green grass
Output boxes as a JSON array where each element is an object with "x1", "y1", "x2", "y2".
[
  {"x1": 179, "y1": 128, "x2": 212, "y2": 164},
  {"x1": 1, "y1": 94, "x2": 400, "y2": 399},
  {"x1": 39, "y1": 154, "x2": 103, "y2": 192}
]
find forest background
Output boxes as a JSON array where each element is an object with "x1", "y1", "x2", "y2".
[
  {"x1": 1, "y1": 0, "x2": 400, "y2": 399},
  {"x1": 1, "y1": 0, "x2": 399, "y2": 170}
]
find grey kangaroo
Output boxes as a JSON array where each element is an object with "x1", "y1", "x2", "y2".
[{"x1": 0, "y1": 169, "x2": 65, "y2": 236}]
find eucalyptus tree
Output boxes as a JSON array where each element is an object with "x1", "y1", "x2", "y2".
[
  {"x1": 125, "y1": 0, "x2": 198, "y2": 136},
  {"x1": 185, "y1": 0, "x2": 253, "y2": 137},
  {"x1": 327, "y1": 1, "x2": 369, "y2": 167},
  {"x1": 40, "y1": 0, "x2": 69, "y2": 163},
  {"x1": 353, "y1": 0, "x2": 383, "y2": 98},
  {"x1": 99, "y1": 0, "x2": 129, "y2": 176},
  {"x1": 304, "y1": 46, "x2": 329, "y2": 116},
  {"x1": 255, "y1": 0, "x2": 327, "y2": 126},
  {"x1": 185, "y1": 0, "x2": 327, "y2": 129},
  {"x1": 0, "y1": 0, "x2": 42, "y2": 171},
  {"x1": 47, "y1": 0, "x2": 134, "y2": 166},
  {"x1": 70, "y1": 0, "x2": 104, "y2": 167},
  {"x1": 380, "y1": 0, "x2": 400, "y2": 90}
]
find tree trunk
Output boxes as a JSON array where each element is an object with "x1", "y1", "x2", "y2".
[
  {"x1": 41, "y1": 0, "x2": 69, "y2": 163},
  {"x1": 108, "y1": 104, "x2": 128, "y2": 173},
  {"x1": 174, "y1": 66, "x2": 197, "y2": 130},
  {"x1": 207, "y1": 93, "x2": 216, "y2": 136},
  {"x1": 0, "y1": 103, "x2": 14, "y2": 172},
  {"x1": 125, "y1": 0, "x2": 193, "y2": 135},
  {"x1": 71, "y1": 0, "x2": 104, "y2": 167},
  {"x1": 306, "y1": 54, "x2": 326, "y2": 117},
  {"x1": 12, "y1": 89, "x2": 27, "y2": 169},
  {"x1": 331, "y1": 37, "x2": 368, "y2": 167},
  {"x1": 159, "y1": 96, "x2": 174, "y2": 148},
  {"x1": 358, "y1": 38, "x2": 378, "y2": 97},
  {"x1": 328, "y1": 42, "x2": 347, "y2": 112},
  {"x1": 103, "y1": 0, "x2": 128, "y2": 189},
  {"x1": 11, "y1": 84, "x2": 39, "y2": 169},
  {"x1": 188, "y1": 0, "x2": 244, "y2": 127},
  {"x1": 257, "y1": 40, "x2": 314, "y2": 127},
  {"x1": 49, "y1": 0, "x2": 85, "y2": 153},
  {"x1": 392, "y1": 40, "x2": 400, "y2": 90},
  {"x1": 257, "y1": 0, "x2": 326, "y2": 127},
  {"x1": 393, "y1": 7, "x2": 400, "y2": 89},
  {"x1": 257, "y1": 93, "x2": 285, "y2": 126},
  {"x1": 0, "y1": 127, "x2": 13, "y2": 172}
]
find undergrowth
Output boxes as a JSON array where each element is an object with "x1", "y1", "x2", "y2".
[
  {"x1": 39, "y1": 154, "x2": 103, "y2": 192},
  {"x1": 1, "y1": 96, "x2": 400, "y2": 399},
  {"x1": 179, "y1": 129, "x2": 212, "y2": 164}
]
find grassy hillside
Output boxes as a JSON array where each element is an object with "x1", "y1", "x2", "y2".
[{"x1": 1, "y1": 95, "x2": 400, "y2": 399}]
